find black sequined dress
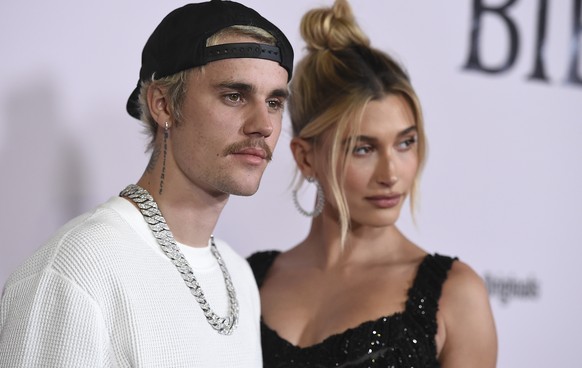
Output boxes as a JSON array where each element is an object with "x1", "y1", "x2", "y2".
[{"x1": 248, "y1": 251, "x2": 456, "y2": 368}]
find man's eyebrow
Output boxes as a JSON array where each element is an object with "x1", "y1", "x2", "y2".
[
  {"x1": 215, "y1": 82, "x2": 289, "y2": 99},
  {"x1": 216, "y1": 82, "x2": 254, "y2": 93},
  {"x1": 270, "y1": 88, "x2": 289, "y2": 99}
]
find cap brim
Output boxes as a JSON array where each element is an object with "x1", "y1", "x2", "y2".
[{"x1": 126, "y1": 83, "x2": 141, "y2": 120}]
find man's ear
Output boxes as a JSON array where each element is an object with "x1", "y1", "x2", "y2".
[
  {"x1": 146, "y1": 84, "x2": 172, "y2": 129},
  {"x1": 290, "y1": 137, "x2": 316, "y2": 178}
]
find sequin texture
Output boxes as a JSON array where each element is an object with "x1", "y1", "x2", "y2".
[{"x1": 248, "y1": 252, "x2": 456, "y2": 368}]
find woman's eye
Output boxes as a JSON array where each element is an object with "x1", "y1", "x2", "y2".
[
  {"x1": 398, "y1": 136, "x2": 417, "y2": 150},
  {"x1": 353, "y1": 145, "x2": 373, "y2": 155}
]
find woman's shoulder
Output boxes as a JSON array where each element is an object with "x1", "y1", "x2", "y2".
[
  {"x1": 442, "y1": 259, "x2": 489, "y2": 301},
  {"x1": 438, "y1": 258, "x2": 494, "y2": 333},
  {"x1": 437, "y1": 259, "x2": 498, "y2": 365}
]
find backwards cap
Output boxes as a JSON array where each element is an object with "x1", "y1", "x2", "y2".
[{"x1": 126, "y1": 0, "x2": 294, "y2": 119}]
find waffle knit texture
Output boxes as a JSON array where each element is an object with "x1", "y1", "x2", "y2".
[{"x1": 0, "y1": 196, "x2": 262, "y2": 367}]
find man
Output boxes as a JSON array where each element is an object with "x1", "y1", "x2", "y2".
[{"x1": 0, "y1": 1, "x2": 293, "y2": 366}]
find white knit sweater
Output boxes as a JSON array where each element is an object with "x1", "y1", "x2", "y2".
[{"x1": 0, "y1": 196, "x2": 262, "y2": 367}]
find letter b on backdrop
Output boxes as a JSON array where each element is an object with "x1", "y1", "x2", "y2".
[{"x1": 463, "y1": 0, "x2": 582, "y2": 86}]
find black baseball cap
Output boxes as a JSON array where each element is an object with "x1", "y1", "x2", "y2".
[{"x1": 126, "y1": 0, "x2": 294, "y2": 120}]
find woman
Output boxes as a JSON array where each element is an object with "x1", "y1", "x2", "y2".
[{"x1": 248, "y1": 0, "x2": 497, "y2": 366}]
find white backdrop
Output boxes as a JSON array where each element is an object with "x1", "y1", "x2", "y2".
[{"x1": 1, "y1": 1, "x2": 581, "y2": 366}]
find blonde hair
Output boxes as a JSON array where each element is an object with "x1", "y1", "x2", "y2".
[
  {"x1": 290, "y1": 0, "x2": 426, "y2": 245},
  {"x1": 137, "y1": 25, "x2": 276, "y2": 151}
]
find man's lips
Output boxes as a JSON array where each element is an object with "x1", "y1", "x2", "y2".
[
  {"x1": 223, "y1": 139, "x2": 273, "y2": 161},
  {"x1": 229, "y1": 147, "x2": 270, "y2": 165},
  {"x1": 232, "y1": 147, "x2": 267, "y2": 159}
]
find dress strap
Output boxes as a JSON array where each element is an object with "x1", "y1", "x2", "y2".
[
  {"x1": 405, "y1": 253, "x2": 457, "y2": 337},
  {"x1": 247, "y1": 250, "x2": 281, "y2": 288}
]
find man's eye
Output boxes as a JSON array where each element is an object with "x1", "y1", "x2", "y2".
[
  {"x1": 267, "y1": 99, "x2": 283, "y2": 110},
  {"x1": 225, "y1": 93, "x2": 242, "y2": 103}
]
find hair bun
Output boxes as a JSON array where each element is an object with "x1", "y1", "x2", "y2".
[{"x1": 300, "y1": 0, "x2": 369, "y2": 51}]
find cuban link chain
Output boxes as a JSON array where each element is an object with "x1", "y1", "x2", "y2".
[{"x1": 120, "y1": 184, "x2": 239, "y2": 335}]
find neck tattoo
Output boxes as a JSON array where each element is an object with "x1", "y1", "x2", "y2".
[{"x1": 120, "y1": 184, "x2": 239, "y2": 335}]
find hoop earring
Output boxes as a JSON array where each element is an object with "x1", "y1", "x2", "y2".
[
  {"x1": 159, "y1": 122, "x2": 169, "y2": 195},
  {"x1": 292, "y1": 177, "x2": 325, "y2": 217}
]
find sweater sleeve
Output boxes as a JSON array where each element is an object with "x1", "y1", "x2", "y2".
[{"x1": 0, "y1": 270, "x2": 116, "y2": 367}]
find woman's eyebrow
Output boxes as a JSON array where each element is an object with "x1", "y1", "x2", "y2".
[{"x1": 397, "y1": 125, "x2": 417, "y2": 137}]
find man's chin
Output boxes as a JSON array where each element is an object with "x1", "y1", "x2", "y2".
[
  {"x1": 230, "y1": 186, "x2": 260, "y2": 197},
  {"x1": 221, "y1": 181, "x2": 261, "y2": 197},
  {"x1": 213, "y1": 173, "x2": 263, "y2": 197}
]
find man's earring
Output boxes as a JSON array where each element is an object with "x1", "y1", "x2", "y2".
[{"x1": 159, "y1": 122, "x2": 169, "y2": 195}]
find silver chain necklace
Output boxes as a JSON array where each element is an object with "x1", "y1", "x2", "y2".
[{"x1": 120, "y1": 184, "x2": 239, "y2": 335}]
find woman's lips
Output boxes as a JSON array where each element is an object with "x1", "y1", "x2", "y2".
[{"x1": 365, "y1": 194, "x2": 402, "y2": 208}]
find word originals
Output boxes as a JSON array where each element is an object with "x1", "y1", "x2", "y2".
[
  {"x1": 484, "y1": 274, "x2": 540, "y2": 304},
  {"x1": 464, "y1": 0, "x2": 582, "y2": 86}
]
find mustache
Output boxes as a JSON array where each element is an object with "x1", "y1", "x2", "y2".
[{"x1": 222, "y1": 139, "x2": 273, "y2": 161}]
